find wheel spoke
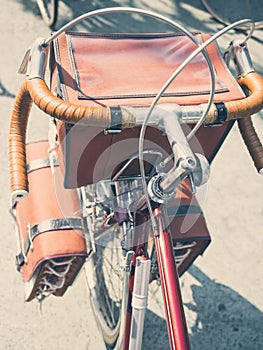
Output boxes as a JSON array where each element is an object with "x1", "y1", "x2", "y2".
[{"x1": 88, "y1": 230, "x2": 125, "y2": 347}]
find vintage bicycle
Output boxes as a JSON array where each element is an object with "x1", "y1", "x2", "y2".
[{"x1": 9, "y1": 7, "x2": 263, "y2": 350}]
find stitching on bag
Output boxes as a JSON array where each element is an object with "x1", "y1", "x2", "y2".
[
  {"x1": 66, "y1": 32, "x2": 229, "y2": 101},
  {"x1": 77, "y1": 88, "x2": 229, "y2": 101},
  {"x1": 66, "y1": 32, "x2": 229, "y2": 102}
]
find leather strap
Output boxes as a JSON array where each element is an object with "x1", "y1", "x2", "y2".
[
  {"x1": 27, "y1": 157, "x2": 59, "y2": 173},
  {"x1": 166, "y1": 204, "x2": 203, "y2": 217},
  {"x1": 16, "y1": 217, "x2": 84, "y2": 269}
]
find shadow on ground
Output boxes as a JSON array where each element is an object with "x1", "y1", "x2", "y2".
[
  {"x1": 143, "y1": 265, "x2": 263, "y2": 350},
  {"x1": 0, "y1": 81, "x2": 15, "y2": 98},
  {"x1": 17, "y1": 0, "x2": 263, "y2": 50},
  {"x1": 16, "y1": 0, "x2": 227, "y2": 33}
]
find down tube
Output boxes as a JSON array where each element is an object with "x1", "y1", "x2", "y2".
[{"x1": 153, "y1": 208, "x2": 191, "y2": 350}]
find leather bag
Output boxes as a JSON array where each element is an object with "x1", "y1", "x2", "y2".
[
  {"x1": 50, "y1": 31, "x2": 244, "y2": 188},
  {"x1": 166, "y1": 179, "x2": 211, "y2": 276},
  {"x1": 14, "y1": 140, "x2": 87, "y2": 301}
]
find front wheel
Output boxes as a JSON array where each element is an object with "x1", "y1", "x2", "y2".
[
  {"x1": 84, "y1": 225, "x2": 129, "y2": 349},
  {"x1": 36, "y1": 0, "x2": 58, "y2": 28}
]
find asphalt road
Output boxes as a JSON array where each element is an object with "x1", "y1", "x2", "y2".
[{"x1": 0, "y1": 1, "x2": 262, "y2": 349}]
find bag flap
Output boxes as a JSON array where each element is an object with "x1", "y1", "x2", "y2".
[{"x1": 51, "y1": 32, "x2": 244, "y2": 107}]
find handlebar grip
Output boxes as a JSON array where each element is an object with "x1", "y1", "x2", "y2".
[
  {"x1": 29, "y1": 78, "x2": 135, "y2": 128},
  {"x1": 9, "y1": 80, "x2": 32, "y2": 198},
  {"x1": 9, "y1": 77, "x2": 135, "y2": 202},
  {"x1": 237, "y1": 117, "x2": 263, "y2": 174},
  {"x1": 227, "y1": 71, "x2": 263, "y2": 174},
  {"x1": 225, "y1": 72, "x2": 263, "y2": 120},
  {"x1": 30, "y1": 78, "x2": 112, "y2": 126}
]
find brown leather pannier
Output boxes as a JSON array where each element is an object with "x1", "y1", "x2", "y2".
[
  {"x1": 166, "y1": 179, "x2": 211, "y2": 276},
  {"x1": 142, "y1": 176, "x2": 210, "y2": 279},
  {"x1": 14, "y1": 140, "x2": 87, "y2": 301},
  {"x1": 50, "y1": 31, "x2": 245, "y2": 188}
]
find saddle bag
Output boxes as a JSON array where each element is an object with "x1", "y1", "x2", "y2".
[
  {"x1": 49, "y1": 31, "x2": 245, "y2": 188},
  {"x1": 13, "y1": 140, "x2": 87, "y2": 302}
]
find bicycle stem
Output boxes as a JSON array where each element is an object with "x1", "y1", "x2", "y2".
[
  {"x1": 133, "y1": 104, "x2": 209, "y2": 203},
  {"x1": 158, "y1": 113, "x2": 197, "y2": 191}
]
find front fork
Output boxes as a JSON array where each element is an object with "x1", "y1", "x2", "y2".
[
  {"x1": 118, "y1": 253, "x2": 151, "y2": 350},
  {"x1": 122, "y1": 206, "x2": 190, "y2": 350},
  {"x1": 153, "y1": 207, "x2": 191, "y2": 350}
]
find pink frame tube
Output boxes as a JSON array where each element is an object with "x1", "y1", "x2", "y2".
[{"x1": 153, "y1": 208, "x2": 191, "y2": 350}]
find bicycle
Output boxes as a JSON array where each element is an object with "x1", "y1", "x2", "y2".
[
  {"x1": 36, "y1": 0, "x2": 58, "y2": 27},
  {"x1": 9, "y1": 7, "x2": 263, "y2": 350}
]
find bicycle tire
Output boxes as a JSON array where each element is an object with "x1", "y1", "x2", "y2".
[
  {"x1": 84, "y1": 225, "x2": 127, "y2": 349},
  {"x1": 36, "y1": 0, "x2": 58, "y2": 28}
]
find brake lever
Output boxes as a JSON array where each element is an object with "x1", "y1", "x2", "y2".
[
  {"x1": 18, "y1": 38, "x2": 49, "y2": 78},
  {"x1": 18, "y1": 49, "x2": 31, "y2": 74},
  {"x1": 224, "y1": 39, "x2": 254, "y2": 77}
]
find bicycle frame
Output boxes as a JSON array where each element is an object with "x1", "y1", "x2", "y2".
[
  {"x1": 91, "y1": 177, "x2": 192, "y2": 349},
  {"x1": 153, "y1": 207, "x2": 190, "y2": 350}
]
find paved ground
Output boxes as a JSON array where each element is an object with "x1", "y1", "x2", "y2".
[{"x1": 0, "y1": 1, "x2": 262, "y2": 349}]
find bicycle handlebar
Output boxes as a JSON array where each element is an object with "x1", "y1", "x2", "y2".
[
  {"x1": 9, "y1": 70, "x2": 263, "y2": 204},
  {"x1": 9, "y1": 77, "x2": 135, "y2": 204},
  {"x1": 226, "y1": 73, "x2": 263, "y2": 120}
]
